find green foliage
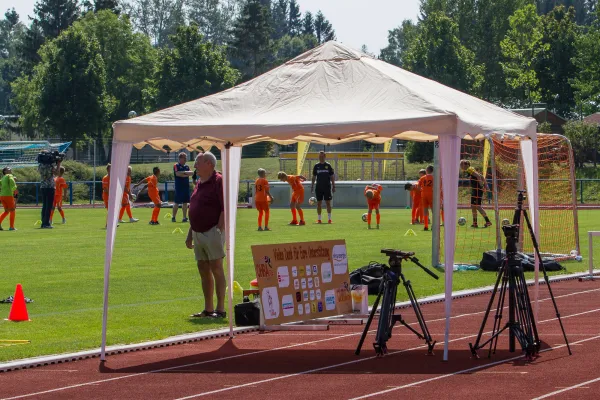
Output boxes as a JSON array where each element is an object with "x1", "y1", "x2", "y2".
[
  {"x1": 535, "y1": 6, "x2": 579, "y2": 117},
  {"x1": 302, "y1": 11, "x2": 314, "y2": 36},
  {"x1": 573, "y1": 6, "x2": 600, "y2": 114},
  {"x1": 187, "y1": 0, "x2": 240, "y2": 45},
  {"x1": 288, "y1": 0, "x2": 302, "y2": 36},
  {"x1": 272, "y1": 0, "x2": 289, "y2": 40},
  {"x1": 33, "y1": 0, "x2": 80, "y2": 39},
  {"x1": 379, "y1": 20, "x2": 418, "y2": 67},
  {"x1": 405, "y1": 141, "x2": 434, "y2": 163},
  {"x1": 127, "y1": 0, "x2": 186, "y2": 47},
  {"x1": 275, "y1": 34, "x2": 317, "y2": 63},
  {"x1": 156, "y1": 23, "x2": 240, "y2": 109},
  {"x1": 0, "y1": 9, "x2": 25, "y2": 114},
  {"x1": 501, "y1": 4, "x2": 546, "y2": 102},
  {"x1": 314, "y1": 11, "x2": 335, "y2": 43},
  {"x1": 537, "y1": 121, "x2": 553, "y2": 133},
  {"x1": 229, "y1": 0, "x2": 275, "y2": 79},
  {"x1": 404, "y1": 11, "x2": 484, "y2": 94},
  {"x1": 563, "y1": 120, "x2": 599, "y2": 167}
]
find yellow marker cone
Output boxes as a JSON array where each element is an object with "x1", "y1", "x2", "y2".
[
  {"x1": 164, "y1": 213, "x2": 172, "y2": 219},
  {"x1": 34, "y1": 220, "x2": 42, "y2": 226},
  {"x1": 404, "y1": 229, "x2": 417, "y2": 237},
  {"x1": 172, "y1": 227, "x2": 183, "y2": 234},
  {"x1": 233, "y1": 281, "x2": 244, "y2": 296}
]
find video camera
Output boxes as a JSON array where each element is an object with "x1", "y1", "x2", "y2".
[{"x1": 37, "y1": 150, "x2": 65, "y2": 165}]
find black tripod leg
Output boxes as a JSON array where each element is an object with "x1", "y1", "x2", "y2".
[
  {"x1": 491, "y1": 268, "x2": 509, "y2": 357},
  {"x1": 469, "y1": 263, "x2": 505, "y2": 358},
  {"x1": 374, "y1": 276, "x2": 398, "y2": 356},
  {"x1": 522, "y1": 209, "x2": 572, "y2": 355},
  {"x1": 355, "y1": 285, "x2": 383, "y2": 355},
  {"x1": 402, "y1": 276, "x2": 436, "y2": 354}
]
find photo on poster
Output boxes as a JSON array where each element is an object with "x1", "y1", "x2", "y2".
[
  {"x1": 325, "y1": 289, "x2": 336, "y2": 311},
  {"x1": 277, "y1": 266, "x2": 290, "y2": 288},
  {"x1": 262, "y1": 287, "x2": 280, "y2": 319},
  {"x1": 332, "y1": 245, "x2": 348, "y2": 274},
  {"x1": 294, "y1": 279, "x2": 300, "y2": 290},
  {"x1": 308, "y1": 278, "x2": 313, "y2": 289},
  {"x1": 321, "y1": 262, "x2": 333, "y2": 283},
  {"x1": 282, "y1": 294, "x2": 294, "y2": 317},
  {"x1": 310, "y1": 290, "x2": 315, "y2": 301},
  {"x1": 301, "y1": 278, "x2": 307, "y2": 289},
  {"x1": 292, "y1": 266, "x2": 298, "y2": 277},
  {"x1": 305, "y1": 303, "x2": 311, "y2": 315},
  {"x1": 314, "y1": 277, "x2": 320, "y2": 288}
]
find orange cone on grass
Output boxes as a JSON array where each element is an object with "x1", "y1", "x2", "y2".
[{"x1": 7, "y1": 284, "x2": 29, "y2": 322}]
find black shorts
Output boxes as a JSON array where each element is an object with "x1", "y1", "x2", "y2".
[
  {"x1": 315, "y1": 187, "x2": 332, "y2": 201},
  {"x1": 471, "y1": 189, "x2": 483, "y2": 206}
]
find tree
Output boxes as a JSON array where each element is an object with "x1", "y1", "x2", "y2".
[
  {"x1": 0, "y1": 9, "x2": 25, "y2": 114},
  {"x1": 12, "y1": 26, "x2": 109, "y2": 143},
  {"x1": 78, "y1": 11, "x2": 157, "y2": 121},
  {"x1": 563, "y1": 120, "x2": 598, "y2": 167},
  {"x1": 156, "y1": 24, "x2": 240, "y2": 109},
  {"x1": 500, "y1": 4, "x2": 547, "y2": 104},
  {"x1": 573, "y1": 6, "x2": 600, "y2": 115},
  {"x1": 128, "y1": 0, "x2": 186, "y2": 47},
  {"x1": 275, "y1": 34, "x2": 317, "y2": 63},
  {"x1": 188, "y1": 0, "x2": 243, "y2": 45},
  {"x1": 82, "y1": 0, "x2": 121, "y2": 14},
  {"x1": 302, "y1": 11, "x2": 314, "y2": 36},
  {"x1": 272, "y1": 0, "x2": 288, "y2": 39},
  {"x1": 18, "y1": 21, "x2": 44, "y2": 75},
  {"x1": 33, "y1": 0, "x2": 80, "y2": 39},
  {"x1": 288, "y1": 0, "x2": 302, "y2": 36},
  {"x1": 404, "y1": 11, "x2": 484, "y2": 94},
  {"x1": 379, "y1": 20, "x2": 418, "y2": 67},
  {"x1": 535, "y1": 5, "x2": 579, "y2": 117},
  {"x1": 313, "y1": 11, "x2": 335, "y2": 43},
  {"x1": 229, "y1": 0, "x2": 274, "y2": 79}
]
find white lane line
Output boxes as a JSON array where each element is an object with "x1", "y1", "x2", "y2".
[
  {"x1": 2, "y1": 288, "x2": 597, "y2": 400},
  {"x1": 171, "y1": 307, "x2": 600, "y2": 400},
  {"x1": 532, "y1": 377, "x2": 600, "y2": 399},
  {"x1": 348, "y1": 334, "x2": 600, "y2": 400}
]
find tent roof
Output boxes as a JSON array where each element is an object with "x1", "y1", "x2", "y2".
[{"x1": 113, "y1": 41, "x2": 536, "y2": 150}]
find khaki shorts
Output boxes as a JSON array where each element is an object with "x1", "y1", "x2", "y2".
[{"x1": 192, "y1": 226, "x2": 225, "y2": 261}]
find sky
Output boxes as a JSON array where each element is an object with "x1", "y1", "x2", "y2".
[{"x1": 0, "y1": 0, "x2": 421, "y2": 54}]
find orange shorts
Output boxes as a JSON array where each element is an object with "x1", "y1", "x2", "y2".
[
  {"x1": 1, "y1": 196, "x2": 15, "y2": 210},
  {"x1": 102, "y1": 193, "x2": 109, "y2": 208},
  {"x1": 255, "y1": 201, "x2": 269, "y2": 212},
  {"x1": 149, "y1": 193, "x2": 161, "y2": 206},
  {"x1": 121, "y1": 193, "x2": 130, "y2": 207},
  {"x1": 412, "y1": 196, "x2": 421, "y2": 208},
  {"x1": 367, "y1": 200, "x2": 380, "y2": 210},
  {"x1": 291, "y1": 191, "x2": 304, "y2": 204},
  {"x1": 421, "y1": 195, "x2": 433, "y2": 210},
  {"x1": 53, "y1": 196, "x2": 63, "y2": 208}
]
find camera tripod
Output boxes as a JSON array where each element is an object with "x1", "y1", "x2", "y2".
[
  {"x1": 469, "y1": 191, "x2": 571, "y2": 360},
  {"x1": 355, "y1": 249, "x2": 439, "y2": 357}
]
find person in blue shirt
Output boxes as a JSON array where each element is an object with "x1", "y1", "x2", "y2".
[{"x1": 173, "y1": 152, "x2": 194, "y2": 222}]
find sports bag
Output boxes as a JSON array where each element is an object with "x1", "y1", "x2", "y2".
[{"x1": 349, "y1": 262, "x2": 385, "y2": 295}]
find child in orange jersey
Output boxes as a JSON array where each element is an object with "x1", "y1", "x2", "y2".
[
  {"x1": 134, "y1": 167, "x2": 162, "y2": 225},
  {"x1": 364, "y1": 183, "x2": 383, "y2": 229},
  {"x1": 255, "y1": 168, "x2": 272, "y2": 231},
  {"x1": 418, "y1": 165, "x2": 435, "y2": 231},
  {"x1": 102, "y1": 164, "x2": 111, "y2": 209},
  {"x1": 50, "y1": 166, "x2": 68, "y2": 224},
  {"x1": 405, "y1": 182, "x2": 421, "y2": 225},
  {"x1": 277, "y1": 171, "x2": 306, "y2": 225},
  {"x1": 119, "y1": 166, "x2": 139, "y2": 223}
]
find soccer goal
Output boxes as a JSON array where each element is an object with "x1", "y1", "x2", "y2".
[
  {"x1": 437, "y1": 134, "x2": 580, "y2": 267},
  {"x1": 0, "y1": 141, "x2": 72, "y2": 168}
]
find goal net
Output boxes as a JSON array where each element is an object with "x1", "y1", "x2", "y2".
[
  {"x1": 0, "y1": 141, "x2": 72, "y2": 168},
  {"x1": 440, "y1": 134, "x2": 579, "y2": 267}
]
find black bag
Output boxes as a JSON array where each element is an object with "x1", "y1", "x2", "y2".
[
  {"x1": 234, "y1": 299, "x2": 260, "y2": 326},
  {"x1": 480, "y1": 250, "x2": 564, "y2": 272},
  {"x1": 349, "y1": 262, "x2": 385, "y2": 295}
]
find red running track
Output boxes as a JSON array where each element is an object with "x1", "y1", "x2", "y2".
[{"x1": 1, "y1": 279, "x2": 599, "y2": 400}]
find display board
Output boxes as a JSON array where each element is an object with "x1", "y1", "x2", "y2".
[{"x1": 251, "y1": 240, "x2": 352, "y2": 325}]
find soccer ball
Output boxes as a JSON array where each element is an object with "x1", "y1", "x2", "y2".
[
  {"x1": 309, "y1": 197, "x2": 316, "y2": 206},
  {"x1": 131, "y1": 194, "x2": 137, "y2": 202},
  {"x1": 458, "y1": 217, "x2": 467, "y2": 226},
  {"x1": 570, "y1": 250, "x2": 578, "y2": 257},
  {"x1": 502, "y1": 218, "x2": 510, "y2": 226},
  {"x1": 362, "y1": 213, "x2": 368, "y2": 222}
]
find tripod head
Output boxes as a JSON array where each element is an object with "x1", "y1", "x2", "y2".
[{"x1": 381, "y1": 249, "x2": 439, "y2": 280}]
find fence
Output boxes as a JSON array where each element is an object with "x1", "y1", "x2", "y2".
[{"x1": 12, "y1": 179, "x2": 600, "y2": 206}]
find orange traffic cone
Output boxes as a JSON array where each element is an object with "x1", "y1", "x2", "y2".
[
  {"x1": 7, "y1": 284, "x2": 29, "y2": 322},
  {"x1": 250, "y1": 279, "x2": 258, "y2": 287}
]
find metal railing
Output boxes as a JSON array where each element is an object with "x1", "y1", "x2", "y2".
[{"x1": 11, "y1": 179, "x2": 600, "y2": 206}]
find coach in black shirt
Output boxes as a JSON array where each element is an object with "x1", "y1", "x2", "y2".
[{"x1": 311, "y1": 151, "x2": 335, "y2": 223}]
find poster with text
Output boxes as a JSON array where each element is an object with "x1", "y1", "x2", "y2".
[{"x1": 251, "y1": 240, "x2": 352, "y2": 325}]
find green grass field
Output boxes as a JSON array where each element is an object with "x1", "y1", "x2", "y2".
[{"x1": 0, "y1": 207, "x2": 597, "y2": 362}]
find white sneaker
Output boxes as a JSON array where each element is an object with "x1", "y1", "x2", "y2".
[
  {"x1": 62, "y1": 218, "x2": 66, "y2": 224},
  {"x1": 130, "y1": 218, "x2": 139, "y2": 223},
  {"x1": 119, "y1": 219, "x2": 125, "y2": 223}
]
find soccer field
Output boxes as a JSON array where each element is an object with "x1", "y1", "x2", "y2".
[{"x1": 0, "y1": 207, "x2": 597, "y2": 362}]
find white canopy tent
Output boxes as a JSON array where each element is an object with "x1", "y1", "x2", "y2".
[{"x1": 103, "y1": 41, "x2": 539, "y2": 361}]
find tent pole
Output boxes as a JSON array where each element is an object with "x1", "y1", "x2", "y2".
[
  {"x1": 224, "y1": 145, "x2": 234, "y2": 338},
  {"x1": 432, "y1": 142, "x2": 441, "y2": 267}
]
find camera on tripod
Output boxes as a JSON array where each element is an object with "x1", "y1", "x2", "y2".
[
  {"x1": 501, "y1": 224, "x2": 519, "y2": 239},
  {"x1": 37, "y1": 150, "x2": 65, "y2": 165}
]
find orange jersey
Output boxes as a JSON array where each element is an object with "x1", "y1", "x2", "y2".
[
  {"x1": 411, "y1": 185, "x2": 421, "y2": 202},
  {"x1": 286, "y1": 175, "x2": 304, "y2": 193},
  {"x1": 125, "y1": 176, "x2": 131, "y2": 192},
  {"x1": 364, "y1": 185, "x2": 382, "y2": 202},
  {"x1": 254, "y1": 177, "x2": 269, "y2": 202},
  {"x1": 54, "y1": 177, "x2": 67, "y2": 197},
  {"x1": 146, "y1": 175, "x2": 159, "y2": 197},
  {"x1": 418, "y1": 174, "x2": 434, "y2": 196},
  {"x1": 102, "y1": 175, "x2": 110, "y2": 193}
]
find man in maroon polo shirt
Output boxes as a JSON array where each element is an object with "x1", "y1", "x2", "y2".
[{"x1": 186, "y1": 151, "x2": 227, "y2": 318}]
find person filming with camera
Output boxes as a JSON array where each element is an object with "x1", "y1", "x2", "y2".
[{"x1": 37, "y1": 150, "x2": 64, "y2": 229}]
